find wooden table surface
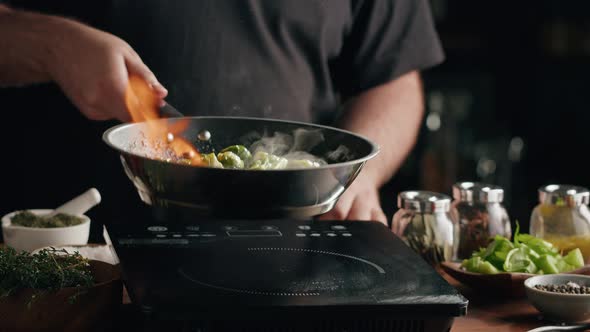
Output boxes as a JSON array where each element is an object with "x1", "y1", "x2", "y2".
[
  {"x1": 0, "y1": 243, "x2": 581, "y2": 331},
  {"x1": 441, "y1": 272, "x2": 544, "y2": 332},
  {"x1": 439, "y1": 268, "x2": 590, "y2": 332},
  {"x1": 117, "y1": 273, "x2": 555, "y2": 332}
]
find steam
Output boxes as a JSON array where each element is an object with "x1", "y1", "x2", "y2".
[
  {"x1": 325, "y1": 145, "x2": 353, "y2": 163},
  {"x1": 247, "y1": 128, "x2": 328, "y2": 165},
  {"x1": 126, "y1": 127, "x2": 355, "y2": 167}
]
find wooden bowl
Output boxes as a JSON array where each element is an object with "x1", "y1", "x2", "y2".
[
  {"x1": 0, "y1": 260, "x2": 122, "y2": 332},
  {"x1": 441, "y1": 261, "x2": 590, "y2": 298}
]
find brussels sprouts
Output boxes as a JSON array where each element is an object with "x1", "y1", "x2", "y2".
[
  {"x1": 201, "y1": 153, "x2": 224, "y2": 168},
  {"x1": 220, "y1": 145, "x2": 252, "y2": 161},
  {"x1": 248, "y1": 151, "x2": 288, "y2": 170},
  {"x1": 286, "y1": 159, "x2": 322, "y2": 169},
  {"x1": 200, "y1": 144, "x2": 323, "y2": 170},
  {"x1": 217, "y1": 151, "x2": 245, "y2": 169}
]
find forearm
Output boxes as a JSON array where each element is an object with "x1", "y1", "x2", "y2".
[
  {"x1": 0, "y1": 5, "x2": 66, "y2": 86},
  {"x1": 337, "y1": 71, "x2": 424, "y2": 187}
]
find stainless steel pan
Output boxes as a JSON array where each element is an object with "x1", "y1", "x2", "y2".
[{"x1": 103, "y1": 116, "x2": 378, "y2": 219}]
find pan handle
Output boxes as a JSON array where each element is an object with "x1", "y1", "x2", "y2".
[{"x1": 159, "y1": 102, "x2": 184, "y2": 118}]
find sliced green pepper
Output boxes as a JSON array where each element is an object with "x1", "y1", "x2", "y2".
[
  {"x1": 536, "y1": 254, "x2": 559, "y2": 274},
  {"x1": 563, "y1": 248, "x2": 584, "y2": 269},
  {"x1": 517, "y1": 235, "x2": 559, "y2": 256},
  {"x1": 484, "y1": 236, "x2": 514, "y2": 270},
  {"x1": 503, "y1": 248, "x2": 538, "y2": 274},
  {"x1": 461, "y1": 256, "x2": 499, "y2": 274},
  {"x1": 460, "y1": 221, "x2": 586, "y2": 275},
  {"x1": 556, "y1": 259, "x2": 576, "y2": 273}
]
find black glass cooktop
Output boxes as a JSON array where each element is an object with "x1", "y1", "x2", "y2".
[{"x1": 104, "y1": 209, "x2": 467, "y2": 331}]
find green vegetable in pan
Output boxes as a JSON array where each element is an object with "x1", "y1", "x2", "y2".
[
  {"x1": 220, "y1": 145, "x2": 252, "y2": 161},
  {"x1": 199, "y1": 144, "x2": 322, "y2": 170},
  {"x1": 248, "y1": 151, "x2": 288, "y2": 170},
  {"x1": 217, "y1": 151, "x2": 245, "y2": 169},
  {"x1": 461, "y1": 223, "x2": 584, "y2": 274},
  {"x1": 287, "y1": 159, "x2": 323, "y2": 168},
  {"x1": 201, "y1": 153, "x2": 223, "y2": 168}
]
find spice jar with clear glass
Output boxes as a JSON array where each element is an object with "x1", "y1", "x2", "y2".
[
  {"x1": 452, "y1": 182, "x2": 511, "y2": 260},
  {"x1": 391, "y1": 191, "x2": 458, "y2": 265},
  {"x1": 530, "y1": 184, "x2": 590, "y2": 265}
]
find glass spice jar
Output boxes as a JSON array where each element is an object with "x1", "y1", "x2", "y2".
[
  {"x1": 391, "y1": 191, "x2": 458, "y2": 265},
  {"x1": 452, "y1": 182, "x2": 511, "y2": 260},
  {"x1": 530, "y1": 184, "x2": 590, "y2": 265}
]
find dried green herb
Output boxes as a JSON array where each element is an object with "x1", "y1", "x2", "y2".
[
  {"x1": 10, "y1": 210, "x2": 85, "y2": 228},
  {"x1": 0, "y1": 247, "x2": 94, "y2": 304}
]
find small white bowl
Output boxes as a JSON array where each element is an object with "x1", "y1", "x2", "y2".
[
  {"x1": 524, "y1": 274, "x2": 590, "y2": 323},
  {"x1": 1, "y1": 209, "x2": 90, "y2": 252}
]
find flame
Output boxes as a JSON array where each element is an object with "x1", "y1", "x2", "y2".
[{"x1": 125, "y1": 75, "x2": 203, "y2": 165}]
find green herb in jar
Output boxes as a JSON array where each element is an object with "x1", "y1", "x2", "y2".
[{"x1": 10, "y1": 210, "x2": 85, "y2": 228}]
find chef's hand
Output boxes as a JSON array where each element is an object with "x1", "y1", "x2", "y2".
[
  {"x1": 45, "y1": 18, "x2": 167, "y2": 122},
  {"x1": 317, "y1": 174, "x2": 387, "y2": 225}
]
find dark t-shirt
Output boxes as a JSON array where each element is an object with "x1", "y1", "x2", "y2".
[
  {"x1": 0, "y1": 0, "x2": 443, "y2": 224},
  {"x1": 5, "y1": 0, "x2": 443, "y2": 121}
]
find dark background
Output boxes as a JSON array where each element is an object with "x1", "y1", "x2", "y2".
[
  {"x1": 383, "y1": 0, "x2": 590, "y2": 230},
  {"x1": 2, "y1": 1, "x2": 590, "y2": 240}
]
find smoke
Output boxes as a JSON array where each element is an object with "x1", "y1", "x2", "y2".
[
  {"x1": 127, "y1": 126, "x2": 355, "y2": 167},
  {"x1": 325, "y1": 145, "x2": 353, "y2": 163},
  {"x1": 247, "y1": 128, "x2": 328, "y2": 165}
]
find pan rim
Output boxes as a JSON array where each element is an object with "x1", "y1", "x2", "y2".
[{"x1": 102, "y1": 116, "x2": 380, "y2": 171}]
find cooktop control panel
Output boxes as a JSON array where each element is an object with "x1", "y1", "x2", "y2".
[{"x1": 112, "y1": 221, "x2": 354, "y2": 247}]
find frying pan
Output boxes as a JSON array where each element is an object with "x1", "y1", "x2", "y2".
[{"x1": 103, "y1": 116, "x2": 379, "y2": 219}]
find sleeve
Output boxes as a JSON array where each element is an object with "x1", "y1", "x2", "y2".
[{"x1": 333, "y1": 0, "x2": 445, "y2": 97}]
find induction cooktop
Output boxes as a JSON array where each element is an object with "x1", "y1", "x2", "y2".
[{"x1": 104, "y1": 208, "x2": 467, "y2": 332}]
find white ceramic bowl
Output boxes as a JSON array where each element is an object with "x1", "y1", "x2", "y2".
[
  {"x1": 1, "y1": 209, "x2": 90, "y2": 252},
  {"x1": 524, "y1": 274, "x2": 590, "y2": 323}
]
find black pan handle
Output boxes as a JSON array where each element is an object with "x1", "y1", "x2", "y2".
[{"x1": 159, "y1": 102, "x2": 184, "y2": 118}]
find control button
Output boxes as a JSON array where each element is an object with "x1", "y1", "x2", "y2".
[
  {"x1": 310, "y1": 233, "x2": 321, "y2": 237},
  {"x1": 298, "y1": 225, "x2": 311, "y2": 230},
  {"x1": 185, "y1": 226, "x2": 200, "y2": 231},
  {"x1": 295, "y1": 233, "x2": 306, "y2": 237},
  {"x1": 262, "y1": 225, "x2": 278, "y2": 230},
  {"x1": 223, "y1": 226, "x2": 236, "y2": 231},
  {"x1": 202, "y1": 233, "x2": 217, "y2": 237},
  {"x1": 147, "y1": 226, "x2": 168, "y2": 232},
  {"x1": 342, "y1": 233, "x2": 352, "y2": 237},
  {"x1": 331, "y1": 225, "x2": 347, "y2": 230},
  {"x1": 172, "y1": 234, "x2": 182, "y2": 238},
  {"x1": 155, "y1": 234, "x2": 167, "y2": 238},
  {"x1": 326, "y1": 233, "x2": 337, "y2": 237},
  {"x1": 187, "y1": 234, "x2": 200, "y2": 237}
]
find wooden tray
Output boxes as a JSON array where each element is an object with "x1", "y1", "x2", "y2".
[
  {"x1": 441, "y1": 261, "x2": 590, "y2": 298},
  {"x1": 0, "y1": 260, "x2": 122, "y2": 332}
]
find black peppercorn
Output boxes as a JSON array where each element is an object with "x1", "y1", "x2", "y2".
[{"x1": 534, "y1": 281, "x2": 589, "y2": 294}]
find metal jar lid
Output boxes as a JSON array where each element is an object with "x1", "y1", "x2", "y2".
[
  {"x1": 538, "y1": 184, "x2": 590, "y2": 206},
  {"x1": 397, "y1": 191, "x2": 452, "y2": 213},
  {"x1": 452, "y1": 182, "x2": 504, "y2": 203}
]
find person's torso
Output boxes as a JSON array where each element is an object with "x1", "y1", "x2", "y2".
[
  {"x1": 0, "y1": 0, "x2": 357, "y2": 223},
  {"x1": 117, "y1": 0, "x2": 354, "y2": 122},
  {"x1": 9, "y1": 0, "x2": 355, "y2": 122}
]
